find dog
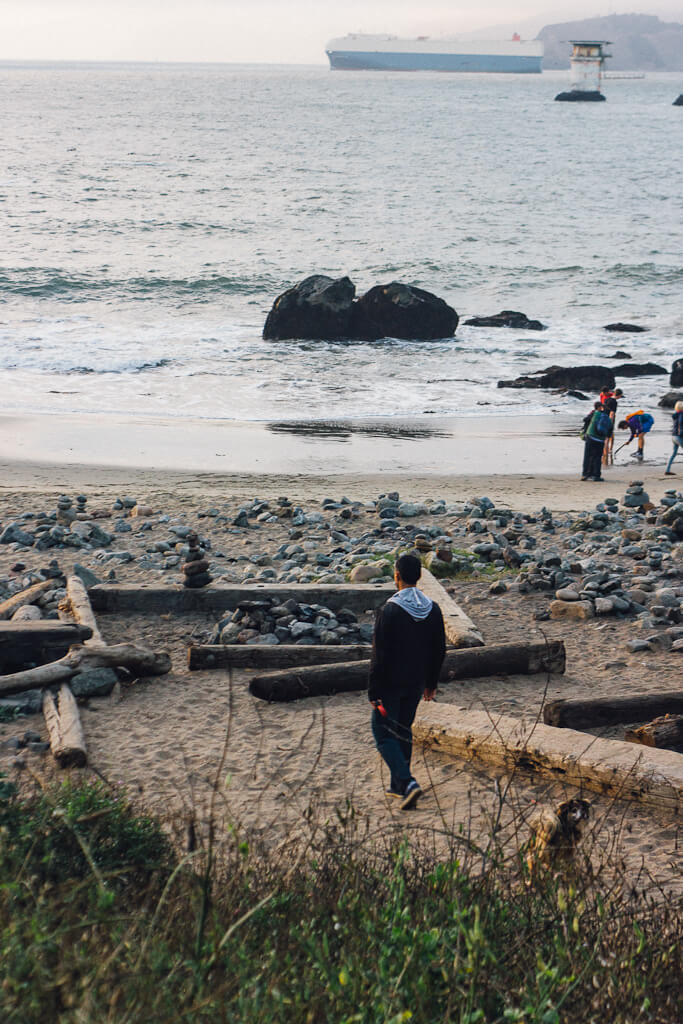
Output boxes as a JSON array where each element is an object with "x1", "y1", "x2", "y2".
[{"x1": 526, "y1": 798, "x2": 591, "y2": 874}]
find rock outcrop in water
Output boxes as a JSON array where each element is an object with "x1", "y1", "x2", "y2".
[
  {"x1": 674, "y1": 95, "x2": 683, "y2": 106},
  {"x1": 658, "y1": 392, "x2": 683, "y2": 408},
  {"x1": 670, "y1": 358, "x2": 683, "y2": 387},
  {"x1": 463, "y1": 310, "x2": 546, "y2": 331},
  {"x1": 611, "y1": 362, "x2": 667, "y2": 377},
  {"x1": 498, "y1": 365, "x2": 615, "y2": 392},
  {"x1": 263, "y1": 275, "x2": 458, "y2": 341},
  {"x1": 555, "y1": 91, "x2": 605, "y2": 102},
  {"x1": 603, "y1": 322, "x2": 648, "y2": 333}
]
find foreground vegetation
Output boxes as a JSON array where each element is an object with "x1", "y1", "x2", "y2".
[{"x1": 0, "y1": 776, "x2": 680, "y2": 1023}]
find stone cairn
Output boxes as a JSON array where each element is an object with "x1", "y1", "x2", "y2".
[
  {"x1": 56, "y1": 494, "x2": 76, "y2": 526},
  {"x1": 76, "y1": 494, "x2": 88, "y2": 518},
  {"x1": 622, "y1": 481, "x2": 650, "y2": 510},
  {"x1": 182, "y1": 532, "x2": 212, "y2": 589}
]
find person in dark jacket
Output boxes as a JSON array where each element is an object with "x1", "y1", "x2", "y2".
[
  {"x1": 665, "y1": 400, "x2": 683, "y2": 475},
  {"x1": 368, "y1": 552, "x2": 446, "y2": 810},
  {"x1": 581, "y1": 402, "x2": 611, "y2": 481}
]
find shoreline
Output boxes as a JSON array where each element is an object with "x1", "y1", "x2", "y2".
[{"x1": 0, "y1": 410, "x2": 678, "y2": 512}]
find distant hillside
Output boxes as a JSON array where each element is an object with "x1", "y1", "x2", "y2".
[{"x1": 538, "y1": 14, "x2": 683, "y2": 71}]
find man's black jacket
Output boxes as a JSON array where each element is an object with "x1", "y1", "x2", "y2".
[{"x1": 368, "y1": 600, "x2": 446, "y2": 703}]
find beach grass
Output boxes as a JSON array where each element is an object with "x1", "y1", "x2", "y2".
[{"x1": 0, "y1": 775, "x2": 680, "y2": 1023}]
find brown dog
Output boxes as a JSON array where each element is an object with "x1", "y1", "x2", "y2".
[{"x1": 526, "y1": 798, "x2": 591, "y2": 873}]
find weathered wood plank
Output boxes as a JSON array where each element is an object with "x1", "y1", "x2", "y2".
[
  {"x1": 0, "y1": 643, "x2": 172, "y2": 697},
  {"x1": 249, "y1": 640, "x2": 565, "y2": 702},
  {"x1": 544, "y1": 692, "x2": 683, "y2": 729},
  {"x1": 414, "y1": 703, "x2": 683, "y2": 811},
  {"x1": 419, "y1": 568, "x2": 484, "y2": 648},
  {"x1": 0, "y1": 622, "x2": 92, "y2": 645},
  {"x1": 188, "y1": 643, "x2": 372, "y2": 671},
  {"x1": 65, "y1": 576, "x2": 104, "y2": 646},
  {"x1": 89, "y1": 583, "x2": 394, "y2": 617}
]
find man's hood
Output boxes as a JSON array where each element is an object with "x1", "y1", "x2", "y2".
[{"x1": 388, "y1": 586, "x2": 433, "y2": 621}]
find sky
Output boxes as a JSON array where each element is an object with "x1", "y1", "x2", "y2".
[{"x1": 2, "y1": 0, "x2": 681, "y2": 64}]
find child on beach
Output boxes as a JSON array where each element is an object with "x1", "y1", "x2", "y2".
[
  {"x1": 601, "y1": 387, "x2": 623, "y2": 466},
  {"x1": 664, "y1": 401, "x2": 683, "y2": 475},
  {"x1": 617, "y1": 410, "x2": 654, "y2": 462}
]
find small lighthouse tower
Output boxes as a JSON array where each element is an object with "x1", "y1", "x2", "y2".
[{"x1": 555, "y1": 40, "x2": 611, "y2": 102}]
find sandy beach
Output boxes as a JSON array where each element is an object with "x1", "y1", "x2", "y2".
[{"x1": 1, "y1": 428, "x2": 681, "y2": 896}]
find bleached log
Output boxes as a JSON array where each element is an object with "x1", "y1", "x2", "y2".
[
  {"x1": 43, "y1": 684, "x2": 87, "y2": 768},
  {"x1": 188, "y1": 643, "x2": 372, "y2": 671},
  {"x1": 413, "y1": 703, "x2": 683, "y2": 811},
  {"x1": 0, "y1": 643, "x2": 171, "y2": 697},
  {"x1": 65, "y1": 575, "x2": 104, "y2": 646},
  {"x1": 0, "y1": 579, "x2": 61, "y2": 621},
  {"x1": 418, "y1": 568, "x2": 484, "y2": 648}
]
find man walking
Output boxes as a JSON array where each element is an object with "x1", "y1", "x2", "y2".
[
  {"x1": 369, "y1": 552, "x2": 446, "y2": 810},
  {"x1": 581, "y1": 401, "x2": 611, "y2": 481}
]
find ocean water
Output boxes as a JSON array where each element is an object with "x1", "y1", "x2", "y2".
[{"x1": 1, "y1": 61, "x2": 682, "y2": 423}]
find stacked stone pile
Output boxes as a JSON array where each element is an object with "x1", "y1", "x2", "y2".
[
  {"x1": 211, "y1": 598, "x2": 373, "y2": 647},
  {"x1": 181, "y1": 533, "x2": 212, "y2": 589}
]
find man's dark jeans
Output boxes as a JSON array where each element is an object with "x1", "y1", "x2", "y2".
[
  {"x1": 582, "y1": 438, "x2": 604, "y2": 479},
  {"x1": 371, "y1": 692, "x2": 422, "y2": 794}
]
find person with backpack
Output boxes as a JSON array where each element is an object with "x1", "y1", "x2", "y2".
[
  {"x1": 664, "y1": 401, "x2": 683, "y2": 475},
  {"x1": 617, "y1": 410, "x2": 654, "y2": 462},
  {"x1": 581, "y1": 401, "x2": 612, "y2": 481}
]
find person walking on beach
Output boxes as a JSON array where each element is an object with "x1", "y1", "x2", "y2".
[
  {"x1": 601, "y1": 387, "x2": 623, "y2": 466},
  {"x1": 617, "y1": 409, "x2": 654, "y2": 462},
  {"x1": 581, "y1": 401, "x2": 611, "y2": 481},
  {"x1": 665, "y1": 401, "x2": 683, "y2": 475},
  {"x1": 369, "y1": 552, "x2": 445, "y2": 810}
]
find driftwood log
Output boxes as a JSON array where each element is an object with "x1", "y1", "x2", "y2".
[
  {"x1": 0, "y1": 578, "x2": 62, "y2": 621},
  {"x1": 64, "y1": 575, "x2": 104, "y2": 646},
  {"x1": 250, "y1": 640, "x2": 565, "y2": 702},
  {"x1": 188, "y1": 643, "x2": 372, "y2": 671},
  {"x1": 413, "y1": 704, "x2": 683, "y2": 811},
  {"x1": 625, "y1": 715, "x2": 683, "y2": 750},
  {"x1": 419, "y1": 568, "x2": 484, "y2": 648},
  {"x1": 0, "y1": 643, "x2": 171, "y2": 697},
  {"x1": 43, "y1": 684, "x2": 87, "y2": 767},
  {"x1": 544, "y1": 693, "x2": 683, "y2": 729}
]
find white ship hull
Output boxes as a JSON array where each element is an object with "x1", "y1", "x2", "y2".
[{"x1": 326, "y1": 34, "x2": 544, "y2": 73}]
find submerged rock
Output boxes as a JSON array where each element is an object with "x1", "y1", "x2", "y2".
[
  {"x1": 498, "y1": 365, "x2": 615, "y2": 392},
  {"x1": 555, "y1": 90, "x2": 605, "y2": 102},
  {"x1": 611, "y1": 362, "x2": 666, "y2": 377},
  {"x1": 463, "y1": 310, "x2": 545, "y2": 331},
  {"x1": 670, "y1": 357, "x2": 683, "y2": 387},
  {"x1": 603, "y1": 323, "x2": 648, "y2": 333}
]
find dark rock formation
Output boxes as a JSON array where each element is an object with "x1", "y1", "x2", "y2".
[
  {"x1": 555, "y1": 90, "x2": 605, "y2": 102},
  {"x1": 263, "y1": 276, "x2": 458, "y2": 341},
  {"x1": 671, "y1": 358, "x2": 683, "y2": 387},
  {"x1": 263, "y1": 275, "x2": 356, "y2": 340},
  {"x1": 567, "y1": 390, "x2": 590, "y2": 401},
  {"x1": 658, "y1": 392, "x2": 683, "y2": 408},
  {"x1": 464, "y1": 310, "x2": 545, "y2": 331},
  {"x1": 604, "y1": 323, "x2": 648, "y2": 333},
  {"x1": 674, "y1": 95, "x2": 683, "y2": 105},
  {"x1": 351, "y1": 282, "x2": 458, "y2": 341},
  {"x1": 498, "y1": 365, "x2": 615, "y2": 392},
  {"x1": 612, "y1": 362, "x2": 667, "y2": 377},
  {"x1": 610, "y1": 350, "x2": 631, "y2": 359}
]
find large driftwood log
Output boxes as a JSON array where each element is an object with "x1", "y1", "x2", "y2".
[
  {"x1": 250, "y1": 640, "x2": 565, "y2": 702},
  {"x1": 188, "y1": 643, "x2": 372, "y2": 671},
  {"x1": 43, "y1": 684, "x2": 87, "y2": 767},
  {"x1": 0, "y1": 643, "x2": 171, "y2": 697},
  {"x1": 413, "y1": 704, "x2": 683, "y2": 811},
  {"x1": 0, "y1": 579, "x2": 62, "y2": 621},
  {"x1": 625, "y1": 715, "x2": 683, "y2": 750},
  {"x1": 544, "y1": 693, "x2": 683, "y2": 729},
  {"x1": 419, "y1": 568, "x2": 484, "y2": 648},
  {"x1": 65, "y1": 575, "x2": 104, "y2": 646}
]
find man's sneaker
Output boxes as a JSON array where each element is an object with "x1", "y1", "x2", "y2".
[
  {"x1": 401, "y1": 780, "x2": 422, "y2": 810},
  {"x1": 385, "y1": 786, "x2": 403, "y2": 799}
]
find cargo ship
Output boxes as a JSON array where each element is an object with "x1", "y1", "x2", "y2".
[{"x1": 325, "y1": 33, "x2": 544, "y2": 73}]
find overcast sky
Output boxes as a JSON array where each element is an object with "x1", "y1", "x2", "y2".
[{"x1": 3, "y1": 1, "x2": 681, "y2": 64}]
